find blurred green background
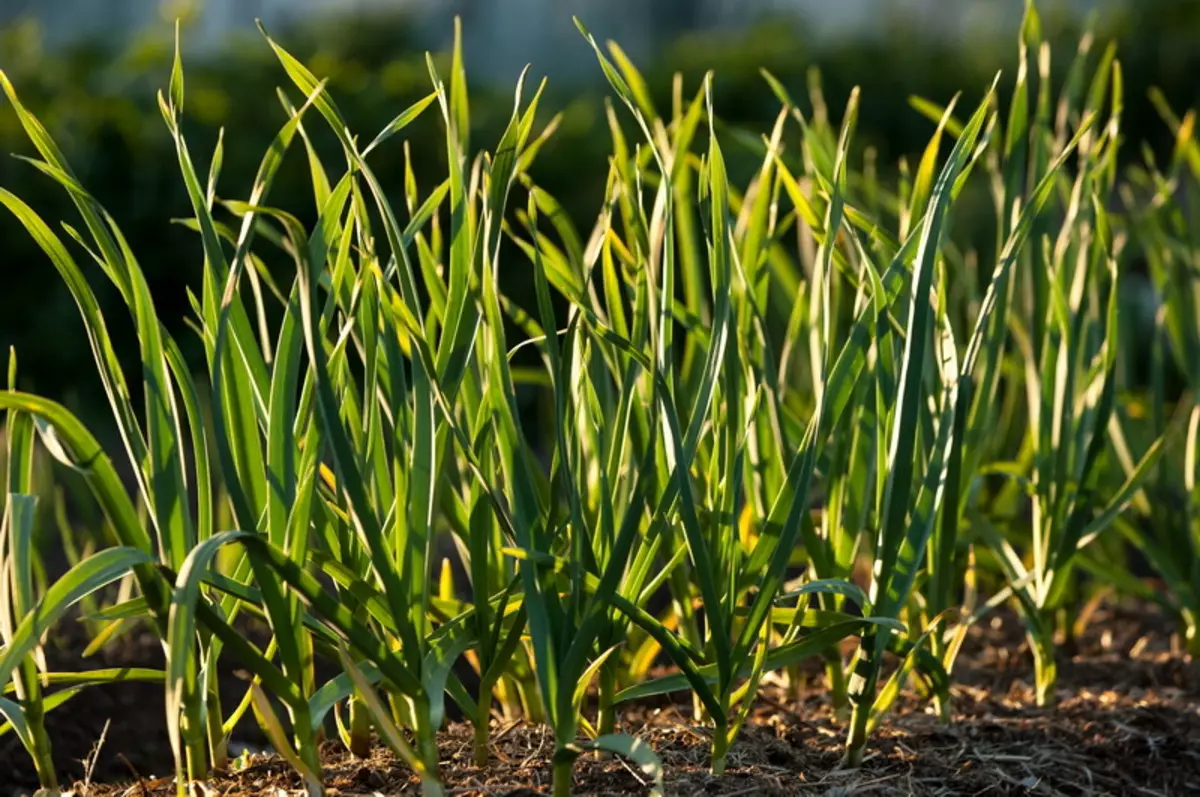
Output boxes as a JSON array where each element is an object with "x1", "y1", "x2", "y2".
[{"x1": 1, "y1": 0, "x2": 1198, "y2": 443}]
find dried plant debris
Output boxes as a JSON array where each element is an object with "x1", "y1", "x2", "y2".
[{"x1": 45, "y1": 607, "x2": 1200, "y2": 797}]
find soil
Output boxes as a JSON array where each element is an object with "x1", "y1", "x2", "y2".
[{"x1": 6, "y1": 602, "x2": 1199, "y2": 796}]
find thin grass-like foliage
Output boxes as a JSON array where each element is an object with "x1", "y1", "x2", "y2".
[{"x1": 0, "y1": 3, "x2": 1195, "y2": 794}]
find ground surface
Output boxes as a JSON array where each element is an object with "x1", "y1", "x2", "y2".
[{"x1": 6, "y1": 603, "x2": 1199, "y2": 796}]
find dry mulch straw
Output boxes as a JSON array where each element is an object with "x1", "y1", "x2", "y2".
[{"x1": 18, "y1": 604, "x2": 1200, "y2": 797}]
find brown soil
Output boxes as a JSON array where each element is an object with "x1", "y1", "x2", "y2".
[{"x1": 8, "y1": 603, "x2": 1200, "y2": 797}]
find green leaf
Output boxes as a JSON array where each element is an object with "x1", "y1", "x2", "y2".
[
  {"x1": 362, "y1": 90, "x2": 440, "y2": 157},
  {"x1": 0, "y1": 696, "x2": 34, "y2": 751},
  {"x1": 0, "y1": 547, "x2": 153, "y2": 689},
  {"x1": 169, "y1": 20, "x2": 185, "y2": 112},
  {"x1": 422, "y1": 624, "x2": 473, "y2": 730}
]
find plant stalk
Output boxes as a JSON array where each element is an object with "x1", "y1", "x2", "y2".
[
  {"x1": 348, "y1": 694, "x2": 371, "y2": 758},
  {"x1": 552, "y1": 755, "x2": 574, "y2": 797},
  {"x1": 420, "y1": 777, "x2": 447, "y2": 797},
  {"x1": 596, "y1": 657, "x2": 617, "y2": 742},
  {"x1": 206, "y1": 692, "x2": 228, "y2": 770},
  {"x1": 416, "y1": 707, "x2": 441, "y2": 789},
  {"x1": 929, "y1": 638, "x2": 952, "y2": 723},
  {"x1": 1030, "y1": 631, "x2": 1057, "y2": 707},
  {"x1": 843, "y1": 633, "x2": 881, "y2": 768},
  {"x1": 473, "y1": 707, "x2": 491, "y2": 767},
  {"x1": 1182, "y1": 608, "x2": 1200, "y2": 658},
  {"x1": 710, "y1": 723, "x2": 730, "y2": 776},
  {"x1": 183, "y1": 677, "x2": 209, "y2": 784},
  {"x1": 824, "y1": 649, "x2": 849, "y2": 721}
]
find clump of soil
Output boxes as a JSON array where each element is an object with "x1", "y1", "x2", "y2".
[{"x1": 9, "y1": 603, "x2": 1200, "y2": 796}]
